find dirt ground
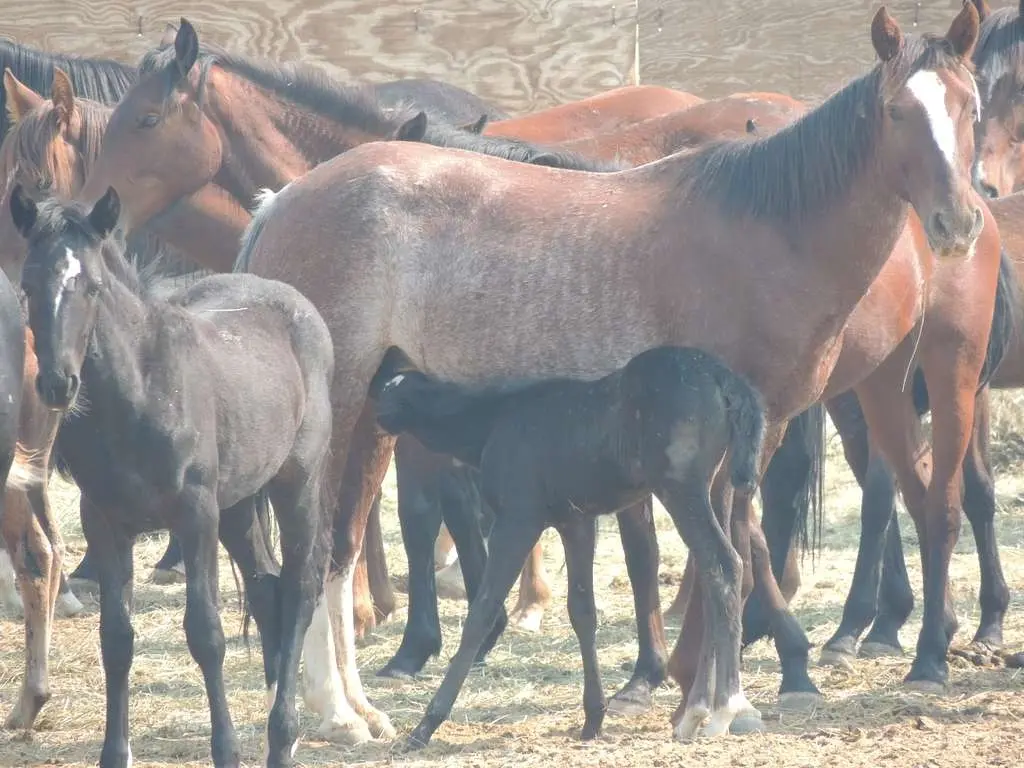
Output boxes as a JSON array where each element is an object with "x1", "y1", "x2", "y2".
[{"x1": 2, "y1": 403, "x2": 1024, "y2": 767}]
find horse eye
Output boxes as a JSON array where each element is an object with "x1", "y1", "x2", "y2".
[
  {"x1": 137, "y1": 113, "x2": 161, "y2": 129},
  {"x1": 85, "y1": 282, "x2": 100, "y2": 297},
  {"x1": 887, "y1": 104, "x2": 904, "y2": 121},
  {"x1": 35, "y1": 177, "x2": 51, "y2": 193}
]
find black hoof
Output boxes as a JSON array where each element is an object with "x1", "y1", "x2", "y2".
[{"x1": 904, "y1": 655, "x2": 948, "y2": 692}]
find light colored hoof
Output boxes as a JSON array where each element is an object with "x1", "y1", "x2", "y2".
[
  {"x1": 818, "y1": 647, "x2": 856, "y2": 671},
  {"x1": 151, "y1": 563, "x2": 187, "y2": 585},
  {"x1": 510, "y1": 604, "x2": 545, "y2": 633},
  {"x1": 4, "y1": 700, "x2": 32, "y2": 731},
  {"x1": 778, "y1": 691, "x2": 821, "y2": 712},
  {"x1": 435, "y1": 562, "x2": 467, "y2": 600},
  {"x1": 859, "y1": 641, "x2": 902, "y2": 659},
  {"x1": 903, "y1": 679, "x2": 946, "y2": 695},
  {"x1": 56, "y1": 589, "x2": 85, "y2": 617},
  {"x1": 729, "y1": 710, "x2": 767, "y2": 735},
  {"x1": 316, "y1": 716, "x2": 374, "y2": 745},
  {"x1": 66, "y1": 577, "x2": 99, "y2": 595},
  {"x1": 364, "y1": 709, "x2": 397, "y2": 740},
  {"x1": 672, "y1": 704, "x2": 710, "y2": 742}
]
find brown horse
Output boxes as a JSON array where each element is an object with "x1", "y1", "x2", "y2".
[
  {"x1": 482, "y1": 84, "x2": 704, "y2": 143},
  {"x1": 955, "y1": 0, "x2": 1024, "y2": 198},
  {"x1": 218, "y1": 6, "x2": 985, "y2": 744}
]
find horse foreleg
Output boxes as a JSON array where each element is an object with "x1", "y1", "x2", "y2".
[
  {"x1": 3, "y1": 483, "x2": 61, "y2": 731},
  {"x1": 955, "y1": 387, "x2": 1009, "y2": 653}
]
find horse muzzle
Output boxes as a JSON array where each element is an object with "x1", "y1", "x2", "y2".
[
  {"x1": 36, "y1": 369, "x2": 80, "y2": 411},
  {"x1": 926, "y1": 205, "x2": 984, "y2": 259}
]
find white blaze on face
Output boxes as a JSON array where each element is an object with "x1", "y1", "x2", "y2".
[
  {"x1": 906, "y1": 70, "x2": 957, "y2": 169},
  {"x1": 54, "y1": 247, "x2": 82, "y2": 317}
]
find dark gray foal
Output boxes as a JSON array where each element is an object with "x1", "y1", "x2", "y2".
[
  {"x1": 11, "y1": 185, "x2": 335, "y2": 768},
  {"x1": 372, "y1": 344, "x2": 767, "y2": 747}
]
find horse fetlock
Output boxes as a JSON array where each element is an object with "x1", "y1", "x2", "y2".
[{"x1": 672, "y1": 703, "x2": 710, "y2": 741}]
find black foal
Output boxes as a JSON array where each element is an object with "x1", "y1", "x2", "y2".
[
  {"x1": 11, "y1": 186, "x2": 335, "y2": 768},
  {"x1": 372, "y1": 344, "x2": 767, "y2": 746}
]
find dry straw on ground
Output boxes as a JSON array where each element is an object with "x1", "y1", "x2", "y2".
[{"x1": 2, "y1": 395, "x2": 1024, "y2": 767}]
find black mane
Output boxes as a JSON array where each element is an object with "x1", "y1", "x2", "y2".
[
  {"x1": 140, "y1": 42, "x2": 619, "y2": 173},
  {"x1": 674, "y1": 33, "x2": 970, "y2": 223}
]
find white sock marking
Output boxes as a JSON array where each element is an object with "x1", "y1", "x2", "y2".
[{"x1": 907, "y1": 71, "x2": 956, "y2": 168}]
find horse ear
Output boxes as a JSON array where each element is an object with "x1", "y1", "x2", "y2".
[
  {"x1": 395, "y1": 111, "x2": 428, "y2": 142},
  {"x1": 51, "y1": 67, "x2": 75, "y2": 127},
  {"x1": 871, "y1": 6, "x2": 904, "y2": 63},
  {"x1": 947, "y1": 1, "x2": 980, "y2": 59},
  {"x1": 458, "y1": 114, "x2": 488, "y2": 134},
  {"x1": 173, "y1": 18, "x2": 200, "y2": 81},
  {"x1": 159, "y1": 22, "x2": 178, "y2": 48},
  {"x1": 3, "y1": 68, "x2": 44, "y2": 125},
  {"x1": 88, "y1": 187, "x2": 121, "y2": 240},
  {"x1": 9, "y1": 184, "x2": 37, "y2": 239}
]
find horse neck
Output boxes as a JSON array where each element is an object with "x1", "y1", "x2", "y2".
[
  {"x1": 145, "y1": 184, "x2": 251, "y2": 272},
  {"x1": 83, "y1": 265, "x2": 157, "y2": 409},
  {"x1": 206, "y1": 68, "x2": 393, "y2": 206}
]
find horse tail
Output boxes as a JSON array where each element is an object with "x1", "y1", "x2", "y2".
[
  {"x1": 5, "y1": 442, "x2": 47, "y2": 490},
  {"x1": 909, "y1": 245, "x2": 1020, "y2": 417},
  {"x1": 718, "y1": 371, "x2": 768, "y2": 494},
  {"x1": 768, "y1": 404, "x2": 827, "y2": 561},
  {"x1": 234, "y1": 185, "x2": 289, "y2": 273},
  {"x1": 979, "y1": 246, "x2": 1021, "y2": 389}
]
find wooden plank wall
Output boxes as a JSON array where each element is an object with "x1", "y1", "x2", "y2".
[
  {"x1": 638, "y1": 0, "x2": 1019, "y2": 103},
  {"x1": 1, "y1": 0, "x2": 637, "y2": 116},
  {"x1": 3, "y1": 0, "x2": 1020, "y2": 115}
]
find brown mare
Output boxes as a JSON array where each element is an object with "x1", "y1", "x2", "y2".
[
  {"x1": 217, "y1": 6, "x2": 985, "y2": 743},
  {"x1": 972, "y1": 0, "x2": 1024, "y2": 198}
]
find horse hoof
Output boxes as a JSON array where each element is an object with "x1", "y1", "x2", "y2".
[
  {"x1": 672, "y1": 705, "x2": 710, "y2": 742},
  {"x1": 66, "y1": 577, "x2": 99, "y2": 595},
  {"x1": 316, "y1": 716, "x2": 373, "y2": 746},
  {"x1": 376, "y1": 662, "x2": 418, "y2": 681},
  {"x1": 778, "y1": 691, "x2": 821, "y2": 711},
  {"x1": 903, "y1": 679, "x2": 946, "y2": 695},
  {"x1": 56, "y1": 589, "x2": 85, "y2": 618},
  {"x1": 435, "y1": 562, "x2": 467, "y2": 600},
  {"x1": 818, "y1": 647, "x2": 856, "y2": 671},
  {"x1": 729, "y1": 710, "x2": 766, "y2": 735},
  {"x1": 607, "y1": 686, "x2": 653, "y2": 716},
  {"x1": 150, "y1": 563, "x2": 187, "y2": 585},
  {"x1": 364, "y1": 709, "x2": 397, "y2": 740},
  {"x1": 509, "y1": 604, "x2": 545, "y2": 633},
  {"x1": 858, "y1": 641, "x2": 903, "y2": 659}
]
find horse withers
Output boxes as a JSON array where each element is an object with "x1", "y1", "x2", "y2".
[{"x1": 10, "y1": 185, "x2": 335, "y2": 768}]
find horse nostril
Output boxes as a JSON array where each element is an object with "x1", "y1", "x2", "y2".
[
  {"x1": 930, "y1": 211, "x2": 950, "y2": 240},
  {"x1": 972, "y1": 207, "x2": 984, "y2": 236},
  {"x1": 65, "y1": 373, "x2": 79, "y2": 400},
  {"x1": 979, "y1": 181, "x2": 999, "y2": 199}
]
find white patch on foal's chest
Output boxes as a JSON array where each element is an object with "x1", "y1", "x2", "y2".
[
  {"x1": 54, "y1": 247, "x2": 82, "y2": 317},
  {"x1": 906, "y1": 71, "x2": 957, "y2": 168}
]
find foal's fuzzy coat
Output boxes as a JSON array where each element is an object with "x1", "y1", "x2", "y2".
[{"x1": 373, "y1": 344, "x2": 767, "y2": 744}]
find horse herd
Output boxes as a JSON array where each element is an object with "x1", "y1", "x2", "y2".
[{"x1": 2, "y1": 1, "x2": 1024, "y2": 766}]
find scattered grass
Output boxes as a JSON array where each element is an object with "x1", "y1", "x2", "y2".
[{"x1": 2, "y1": 395, "x2": 1024, "y2": 766}]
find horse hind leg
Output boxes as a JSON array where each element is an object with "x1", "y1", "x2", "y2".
[
  {"x1": 365, "y1": 493, "x2": 395, "y2": 623},
  {"x1": 325, "y1": 400, "x2": 397, "y2": 740},
  {"x1": 508, "y1": 541, "x2": 551, "y2": 632},
  {"x1": 607, "y1": 498, "x2": 668, "y2": 716}
]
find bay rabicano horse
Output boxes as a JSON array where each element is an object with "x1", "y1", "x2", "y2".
[{"x1": 218, "y1": 4, "x2": 988, "y2": 744}]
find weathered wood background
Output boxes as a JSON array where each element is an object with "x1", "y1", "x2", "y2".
[{"x1": 2, "y1": 0, "x2": 1018, "y2": 115}]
